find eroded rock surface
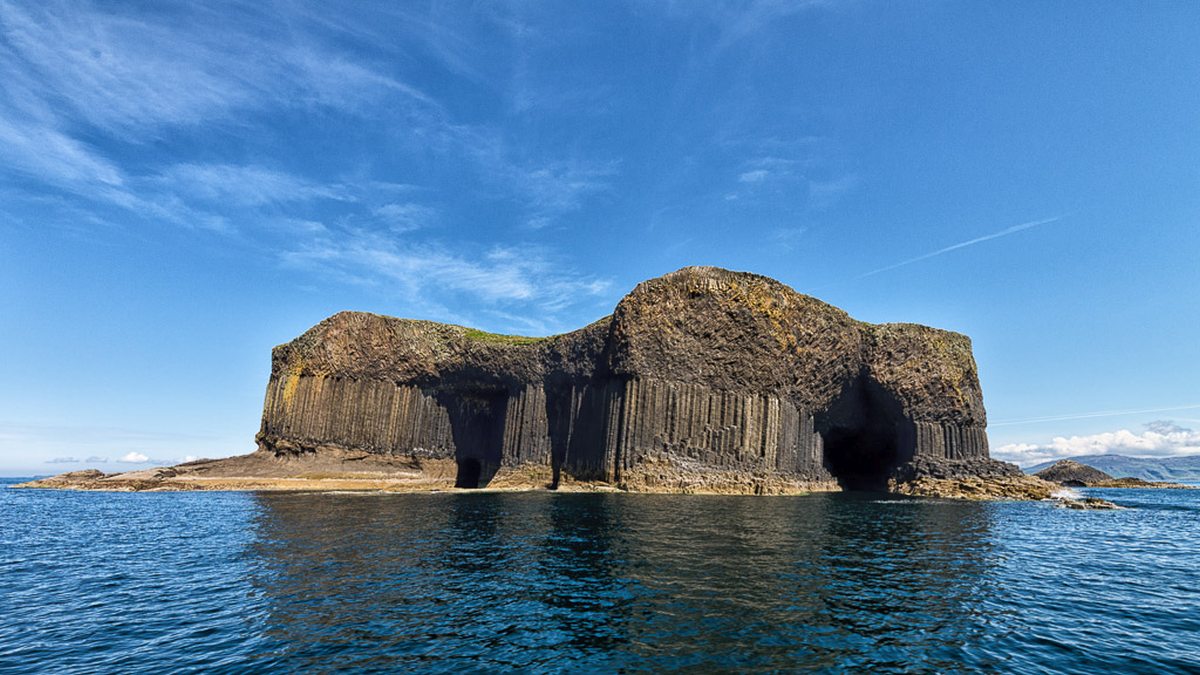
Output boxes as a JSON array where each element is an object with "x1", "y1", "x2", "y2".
[
  {"x1": 1057, "y1": 496, "x2": 1122, "y2": 510},
  {"x1": 1035, "y1": 460, "x2": 1115, "y2": 487},
  {"x1": 252, "y1": 266, "x2": 1014, "y2": 495},
  {"x1": 17, "y1": 267, "x2": 1033, "y2": 497}
]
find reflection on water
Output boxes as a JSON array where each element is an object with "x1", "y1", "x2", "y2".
[
  {"x1": 3, "y1": 482, "x2": 1198, "y2": 673},
  {"x1": 247, "y1": 492, "x2": 1001, "y2": 671}
]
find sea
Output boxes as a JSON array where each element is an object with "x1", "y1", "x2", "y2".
[{"x1": 2, "y1": 478, "x2": 1198, "y2": 674}]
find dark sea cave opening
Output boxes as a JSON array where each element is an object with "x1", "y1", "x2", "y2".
[
  {"x1": 455, "y1": 458, "x2": 483, "y2": 489},
  {"x1": 819, "y1": 373, "x2": 914, "y2": 492},
  {"x1": 822, "y1": 423, "x2": 900, "y2": 491}
]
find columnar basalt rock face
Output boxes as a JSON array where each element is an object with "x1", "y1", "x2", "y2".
[{"x1": 257, "y1": 267, "x2": 1017, "y2": 492}]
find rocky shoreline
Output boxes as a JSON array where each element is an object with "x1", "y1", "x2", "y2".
[
  {"x1": 11, "y1": 450, "x2": 839, "y2": 495},
  {"x1": 254, "y1": 267, "x2": 1001, "y2": 495},
  {"x1": 10, "y1": 466, "x2": 1135, "y2": 510},
  {"x1": 18, "y1": 269, "x2": 1185, "y2": 510},
  {"x1": 11, "y1": 450, "x2": 1126, "y2": 508},
  {"x1": 20, "y1": 451, "x2": 1184, "y2": 511}
]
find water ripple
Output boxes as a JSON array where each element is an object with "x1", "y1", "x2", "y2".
[{"x1": 1, "y1": 483, "x2": 1198, "y2": 673}]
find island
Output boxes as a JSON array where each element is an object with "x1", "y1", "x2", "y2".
[
  {"x1": 18, "y1": 267, "x2": 1056, "y2": 499},
  {"x1": 1034, "y1": 459, "x2": 1194, "y2": 489}
]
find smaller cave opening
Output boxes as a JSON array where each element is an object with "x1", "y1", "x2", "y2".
[
  {"x1": 439, "y1": 388, "x2": 507, "y2": 489},
  {"x1": 455, "y1": 458, "x2": 483, "y2": 489}
]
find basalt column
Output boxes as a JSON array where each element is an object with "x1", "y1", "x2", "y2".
[{"x1": 257, "y1": 266, "x2": 1011, "y2": 493}]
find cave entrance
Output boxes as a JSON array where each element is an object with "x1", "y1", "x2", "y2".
[
  {"x1": 438, "y1": 389, "x2": 507, "y2": 489},
  {"x1": 818, "y1": 373, "x2": 914, "y2": 492},
  {"x1": 456, "y1": 458, "x2": 483, "y2": 489},
  {"x1": 822, "y1": 423, "x2": 899, "y2": 491}
]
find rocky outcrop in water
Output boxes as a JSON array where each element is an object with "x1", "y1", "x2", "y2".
[
  {"x1": 253, "y1": 266, "x2": 1017, "y2": 494},
  {"x1": 1035, "y1": 460, "x2": 1115, "y2": 487},
  {"x1": 1025, "y1": 453, "x2": 1200, "y2": 482},
  {"x1": 1034, "y1": 459, "x2": 1194, "y2": 489}
]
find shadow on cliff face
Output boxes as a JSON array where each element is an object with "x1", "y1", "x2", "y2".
[
  {"x1": 545, "y1": 380, "x2": 620, "y2": 489},
  {"x1": 818, "y1": 374, "x2": 915, "y2": 491},
  {"x1": 437, "y1": 391, "x2": 506, "y2": 488}
]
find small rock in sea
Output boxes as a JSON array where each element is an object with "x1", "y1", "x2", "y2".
[{"x1": 1056, "y1": 496, "x2": 1122, "y2": 510}]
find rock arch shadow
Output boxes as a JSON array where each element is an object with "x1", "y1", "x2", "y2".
[
  {"x1": 437, "y1": 390, "x2": 506, "y2": 488},
  {"x1": 817, "y1": 372, "x2": 915, "y2": 491}
]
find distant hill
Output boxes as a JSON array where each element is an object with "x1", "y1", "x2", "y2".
[{"x1": 1025, "y1": 454, "x2": 1200, "y2": 481}]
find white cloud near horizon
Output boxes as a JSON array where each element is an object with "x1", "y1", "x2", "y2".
[
  {"x1": 994, "y1": 420, "x2": 1200, "y2": 467},
  {"x1": 0, "y1": 421, "x2": 241, "y2": 473}
]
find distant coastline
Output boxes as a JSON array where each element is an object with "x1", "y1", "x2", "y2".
[{"x1": 1024, "y1": 454, "x2": 1200, "y2": 482}]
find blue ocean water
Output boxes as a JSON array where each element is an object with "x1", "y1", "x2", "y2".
[{"x1": 2, "y1": 479, "x2": 1198, "y2": 674}]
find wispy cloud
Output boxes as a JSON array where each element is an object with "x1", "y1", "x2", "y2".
[
  {"x1": 0, "y1": 1, "x2": 430, "y2": 136},
  {"x1": 991, "y1": 403, "x2": 1200, "y2": 427},
  {"x1": 285, "y1": 46, "x2": 434, "y2": 110},
  {"x1": 726, "y1": 148, "x2": 854, "y2": 208},
  {"x1": 857, "y1": 216, "x2": 1062, "y2": 279},
  {"x1": 769, "y1": 226, "x2": 808, "y2": 251},
  {"x1": 0, "y1": 0, "x2": 618, "y2": 344},
  {"x1": 650, "y1": 0, "x2": 833, "y2": 50},
  {"x1": 0, "y1": 2, "x2": 254, "y2": 133},
  {"x1": 0, "y1": 116, "x2": 131, "y2": 203},
  {"x1": 281, "y1": 229, "x2": 612, "y2": 329},
  {"x1": 0, "y1": 1, "x2": 435, "y2": 216},
  {"x1": 372, "y1": 203, "x2": 438, "y2": 232},
  {"x1": 0, "y1": 1, "x2": 616, "y2": 235},
  {"x1": 156, "y1": 164, "x2": 350, "y2": 208},
  {"x1": 517, "y1": 161, "x2": 617, "y2": 229},
  {"x1": 807, "y1": 174, "x2": 858, "y2": 208},
  {"x1": 289, "y1": 3, "x2": 495, "y2": 83},
  {"x1": 994, "y1": 420, "x2": 1200, "y2": 466}
]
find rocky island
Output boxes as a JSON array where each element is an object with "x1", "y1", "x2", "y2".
[
  {"x1": 1034, "y1": 459, "x2": 1194, "y2": 489},
  {"x1": 18, "y1": 267, "x2": 1055, "y2": 499}
]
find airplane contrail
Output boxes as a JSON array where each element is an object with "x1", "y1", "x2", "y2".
[
  {"x1": 990, "y1": 403, "x2": 1200, "y2": 427},
  {"x1": 856, "y1": 216, "x2": 1062, "y2": 279}
]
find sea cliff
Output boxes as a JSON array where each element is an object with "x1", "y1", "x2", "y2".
[
  {"x1": 19, "y1": 266, "x2": 1040, "y2": 497},
  {"x1": 254, "y1": 266, "x2": 1018, "y2": 494}
]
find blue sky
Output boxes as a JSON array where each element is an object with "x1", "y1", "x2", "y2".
[{"x1": 2, "y1": 0, "x2": 1198, "y2": 474}]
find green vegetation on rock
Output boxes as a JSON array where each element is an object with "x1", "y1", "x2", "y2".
[{"x1": 461, "y1": 328, "x2": 547, "y2": 345}]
